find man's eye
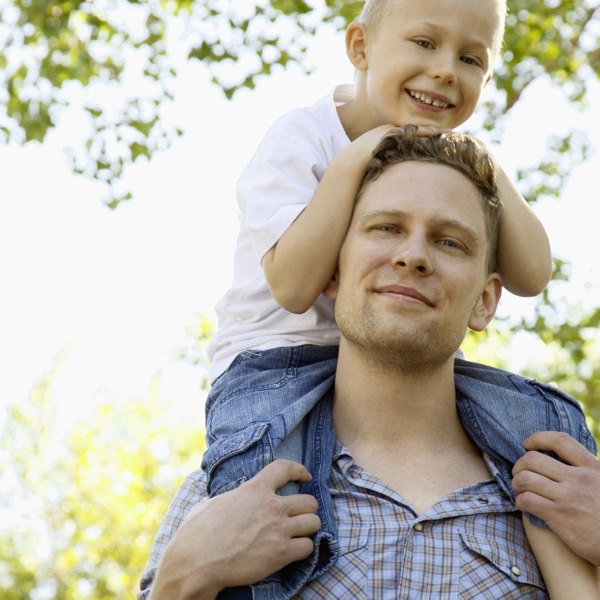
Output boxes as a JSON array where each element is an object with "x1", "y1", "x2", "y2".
[
  {"x1": 440, "y1": 239, "x2": 463, "y2": 250},
  {"x1": 375, "y1": 224, "x2": 398, "y2": 233}
]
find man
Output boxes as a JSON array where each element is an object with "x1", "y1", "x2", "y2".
[{"x1": 140, "y1": 128, "x2": 598, "y2": 598}]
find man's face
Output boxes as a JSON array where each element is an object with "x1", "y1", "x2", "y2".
[{"x1": 325, "y1": 160, "x2": 501, "y2": 369}]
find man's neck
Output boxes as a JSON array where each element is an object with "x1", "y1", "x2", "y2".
[
  {"x1": 331, "y1": 343, "x2": 489, "y2": 513},
  {"x1": 332, "y1": 343, "x2": 460, "y2": 450}
]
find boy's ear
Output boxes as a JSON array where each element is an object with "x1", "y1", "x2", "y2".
[
  {"x1": 345, "y1": 22, "x2": 369, "y2": 71},
  {"x1": 468, "y1": 272, "x2": 502, "y2": 332},
  {"x1": 322, "y1": 269, "x2": 340, "y2": 301}
]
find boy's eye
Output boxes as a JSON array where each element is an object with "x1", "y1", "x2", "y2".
[
  {"x1": 414, "y1": 39, "x2": 433, "y2": 49},
  {"x1": 461, "y1": 55, "x2": 483, "y2": 67}
]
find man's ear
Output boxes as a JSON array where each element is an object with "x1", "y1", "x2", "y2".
[
  {"x1": 322, "y1": 269, "x2": 340, "y2": 301},
  {"x1": 345, "y1": 22, "x2": 369, "y2": 71},
  {"x1": 468, "y1": 272, "x2": 502, "y2": 332}
]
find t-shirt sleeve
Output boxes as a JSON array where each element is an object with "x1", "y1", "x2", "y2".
[{"x1": 238, "y1": 114, "x2": 330, "y2": 261}]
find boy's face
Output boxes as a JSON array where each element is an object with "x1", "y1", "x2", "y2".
[{"x1": 350, "y1": 0, "x2": 503, "y2": 132}]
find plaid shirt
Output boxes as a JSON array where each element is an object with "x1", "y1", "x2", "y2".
[
  {"x1": 295, "y1": 442, "x2": 547, "y2": 599},
  {"x1": 139, "y1": 448, "x2": 548, "y2": 599},
  {"x1": 138, "y1": 470, "x2": 205, "y2": 599}
]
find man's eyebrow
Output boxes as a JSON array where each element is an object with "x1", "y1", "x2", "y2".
[
  {"x1": 437, "y1": 217, "x2": 483, "y2": 244},
  {"x1": 359, "y1": 208, "x2": 408, "y2": 221},
  {"x1": 359, "y1": 209, "x2": 483, "y2": 243}
]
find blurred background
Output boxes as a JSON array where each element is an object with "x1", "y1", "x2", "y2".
[{"x1": 1, "y1": 0, "x2": 599, "y2": 597}]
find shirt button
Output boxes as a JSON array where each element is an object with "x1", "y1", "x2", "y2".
[
  {"x1": 414, "y1": 523, "x2": 424, "y2": 532},
  {"x1": 511, "y1": 566, "x2": 521, "y2": 577},
  {"x1": 477, "y1": 496, "x2": 489, "y2": 504}
]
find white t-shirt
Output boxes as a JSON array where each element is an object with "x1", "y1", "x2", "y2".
[{"x1": 207, "y1": 85, "x2": 354, "y2": 381}]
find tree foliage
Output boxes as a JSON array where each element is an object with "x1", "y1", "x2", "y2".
[
  {"x1": 1, "y1": 0, "x2": 598, "y2": 206},
  {"x1": 464, "y1": 258, "x2": 600, "y2": 441},
  {"x1": 0, "y1": 360, "x2": 202, "y2": 598},
  {"x1": 2, "y1": 1, "x2": 600, "y2": 592}
]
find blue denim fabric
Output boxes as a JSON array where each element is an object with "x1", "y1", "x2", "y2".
[
  {"x1": 454, "y1": 359, "x2": 597, "y2": 527},
  {"x1": 202, "y1": 345, "x2": 338, "y2": 497},
  {"x1": 247, "y1": 390, "x2": 339, "y2": 600},
  {"x1": 207, "y1": 351, "x2": 596, "y2": 599}
]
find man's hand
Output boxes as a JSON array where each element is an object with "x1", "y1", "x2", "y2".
[
  {"x1": 512, "y1": 431, "x2": 600, "y2": 566},
  {"x1": 150, "y1": 460, "x2": 321, "y2": 600}
]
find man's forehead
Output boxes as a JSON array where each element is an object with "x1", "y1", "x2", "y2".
[
  {"x1": 352, "y1": 161, "x2": 489, "y2": 250},
  {"x1": 358, "y1": 161, "x2": 483, "y2": 214}
]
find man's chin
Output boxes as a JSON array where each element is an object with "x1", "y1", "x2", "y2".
[{"x1": 360, "y1": 338, "x2": 456, "y2": 372}]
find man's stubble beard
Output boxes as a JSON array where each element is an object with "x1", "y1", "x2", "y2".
[{"x1": 334, "y1": 299, "x2": 465, "y2": 375}]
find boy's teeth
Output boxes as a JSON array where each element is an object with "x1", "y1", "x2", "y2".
[{"x1": 409, "y1": 91, "x2": 449, "y2": 108}]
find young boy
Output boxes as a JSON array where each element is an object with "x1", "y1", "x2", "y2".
[{"x1": 202, "y1": 0, "x2": 555, "y2": 498}]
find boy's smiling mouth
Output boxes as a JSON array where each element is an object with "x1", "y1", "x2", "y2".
[{"x1": 408, "y1": 90, "x2": 452, "y2": 109}]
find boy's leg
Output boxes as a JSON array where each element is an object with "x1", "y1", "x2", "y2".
[{"x1": 202, "y1": 345, "x2": 338, "y2": 497}]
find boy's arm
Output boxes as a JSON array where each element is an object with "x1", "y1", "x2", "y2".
[
  {"x1": 262, "y1": 124, "x2": 395, "y2": 314},
  {"x1": 523, "y1": 517, "x2": 600, "y2": 598},
  {"x1": 512, "y1": 431, "x2": 600, "y2": 566},
  {"x1": 492, "y1": 161, "x2": 553, "y2": 297}
]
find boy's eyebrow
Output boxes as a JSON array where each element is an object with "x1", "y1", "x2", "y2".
[{"x1": 413, "y1": 21, "x2": 493, "y2": 53}]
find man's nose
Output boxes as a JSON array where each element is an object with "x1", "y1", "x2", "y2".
[{"x1": 392, "y1": 236, "x2": 432, "y2": 275}]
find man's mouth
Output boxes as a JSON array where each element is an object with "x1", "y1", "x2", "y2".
[
  {"x1": 377, "y1": 285, "x2": 435, "y2": 307},
  {"x1": 408, "y1": 90, "x2": 452, "y2": 109}
]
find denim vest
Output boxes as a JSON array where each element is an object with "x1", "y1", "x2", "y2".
[{"x1": 218, "y1": 359, "x2": 596, "y2": 600}]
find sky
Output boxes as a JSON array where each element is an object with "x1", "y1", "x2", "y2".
[{"x1": 1, "y1": 22, "x2": 600, "y2": 435}]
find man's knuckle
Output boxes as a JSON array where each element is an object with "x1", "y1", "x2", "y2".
[
  {"x1": 515, "y1": 490, "x2": 535, "y2": 510},
  {"x1": 514, "y1": 470, "x2": 534, "y2": 487},
  {"x1": 555, "y1": 431, "x2": 572, "y2": 444},
  {"x1": 264, "y1": 496, "x2": 285, "y2": 515}
]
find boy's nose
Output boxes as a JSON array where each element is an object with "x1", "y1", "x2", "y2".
[{"x1": 429, "y1": 53, "x2": 457, "y2": 85}]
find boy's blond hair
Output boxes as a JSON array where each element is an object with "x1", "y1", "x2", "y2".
[
  {"x1": 358, "y1": 0, "x2": 507, "y2": 55},
  {"x1": 358, "y1": 0, "x2": 398, "y2": 37}
]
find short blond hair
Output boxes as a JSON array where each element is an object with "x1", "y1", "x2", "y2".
[
  {"x1": 358, "y1": 0, "x2": 507, "y2": 55},
  {"x1": 358, "y1": 0, "x2": 397, "y2": 37}
]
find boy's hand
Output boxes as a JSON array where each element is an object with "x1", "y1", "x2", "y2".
[
  {"x1": 412, "y1": 124, "x2": 452, "y2": 137},
  {"x1": 346, "y1": 123, "x2": 447, "y2": 162}
]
